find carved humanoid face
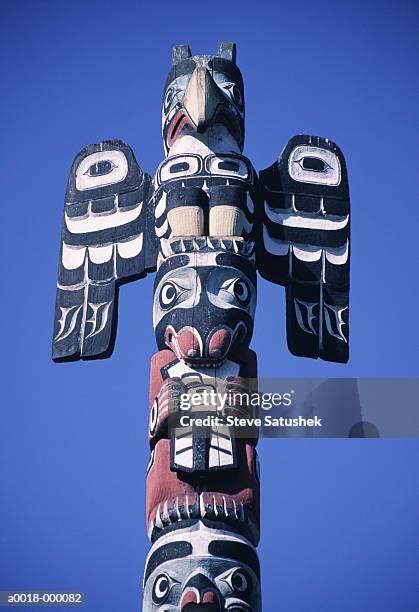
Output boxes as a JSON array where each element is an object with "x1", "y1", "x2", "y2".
[
  {"x1": 153, "y1": 153, "x2": 257, "y2": 242},
  {"x1": 146, "y1": 438, "x2": 260, "y2": 544},
  {"x1": 162, "y1": 43, "x2": 245, "y2": 153},
  {"x1": 153, "y1": 241, "x2": 256, "y2": 366},
  {"x1": 143, "y1": 521, "x2": 261, "y2": 611}
]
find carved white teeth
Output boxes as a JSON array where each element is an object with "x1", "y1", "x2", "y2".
[
  {"x1": 150, "y1": 494, "x2": 255, "y2": 539},
  {"x1": 232, "y1": 499, "x2": 238, "y2": 520},
  {"x1": 223, "y1": 495, "x2": 228, "y2": 517},
  {"x1": 162, "y1": 500, "x2": 170, "y2": 525},
  {"x1": 175, "y1": 496, "x2": 181, "y2": 520},
  {"x1": 199, "y1": 493, "x2": 206, "y2": 518},
  {"x1": 158, "y1": 237, "x2": 256, "y2": 259},
  {"x1": 155, "y1": 504, "x2": 164, "y2": 529}
]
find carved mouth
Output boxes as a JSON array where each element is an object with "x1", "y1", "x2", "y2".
[
  {"x1": 148, "y1": 492, "x2": 259, "y2": 544},
  {"x1": 166, "y1": 106, "x2": 243, "y2": 149},
  {"x1": 167, "y1": 109, "x2": 196, "y2": 147},
  {"x1": 165, "y1": 323, "x2": 248, "y2": 367}
]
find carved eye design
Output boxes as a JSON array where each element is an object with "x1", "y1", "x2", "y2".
[
  {"x1": 220, "y1": 278, "x2": 251, "y2": 307},
  {"x1": 159, "y1": 281, "x2": 187, "y2": 310},
  {"x1": 170, "y1": 161, "x2": 190, "y2": 174},
  {"x1": 223, "y1": 567, "x2": 252, "y2": 596},
  {"x1": 217, "y1": 160, "x2": 240, "y2": 172},
  {"x1": 84, "y1": 159, "x2": 117, "y2": 177},
  {"x1": 152, "y1": 573, "x2": 177, "y2": 604},
  {"x1": 159, "y1": 155, "x2": 200, "y2": 183},
  {"x1": 164, "y1": 86, "x2": 178, "y2": 111},
  {"x1": 207, "y1": 155, "x2": 249, "y2": 178},
  {"x1": 223, "y1": 83, "x2": 243, "y2": 109},
  {"x1": 288, "y1": 145, "x2": 341, "y2": 186},
  {"x1": 294, "y1": 156, "x2": 332, "y2": 173},
  {"x1": 76, "y1": 150, "x2": 128, "y2": 191}
]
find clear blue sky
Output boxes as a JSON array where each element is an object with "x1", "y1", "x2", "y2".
[{"x1": 1, "y1": 0, "x2": 419, "y2": 610}]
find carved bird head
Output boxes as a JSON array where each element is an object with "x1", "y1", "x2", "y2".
[
  {"x1": 143, "y1": 521, "x2": 261, "y2": 611},
  {"x1": 162, "y1": 42, "x2": 245, "y2": 154}
]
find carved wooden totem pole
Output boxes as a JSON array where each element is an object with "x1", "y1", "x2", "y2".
[{"x1": 52, "y1": 42, "x2": 350, "y2": 610}]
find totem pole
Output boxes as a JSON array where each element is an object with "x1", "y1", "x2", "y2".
[{"x1": 52, "y1": 42, "x2": 350, "y2": 610}]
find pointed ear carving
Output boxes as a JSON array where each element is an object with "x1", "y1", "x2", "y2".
[
  {"x1": 172, "y1": 44, "x2": 192, "y2": 64},
  {"x1": 217, "y1": 42, "x2": 237, "y2": 63}
]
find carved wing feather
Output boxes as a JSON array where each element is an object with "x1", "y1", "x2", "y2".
[
  {"x1": 257, "y1": 135, "x2": 350, "y2": 363},
  {"x1": 52, "y1": 139, "x2": 156, "y2": 362}
]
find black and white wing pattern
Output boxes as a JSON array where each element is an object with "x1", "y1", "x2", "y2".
[
  {"x1": 257, "y1": 135, "x2": 350, "y2": 363},
  {"x1": 52, "y1": 140, "x2": 156, "y2": 362}
]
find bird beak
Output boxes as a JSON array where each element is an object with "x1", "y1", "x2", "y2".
[{"x1": 182, "y1": 67, "x2": 225, "y2": 132}]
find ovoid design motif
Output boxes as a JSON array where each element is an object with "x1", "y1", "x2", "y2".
[{"x1": 53, "y1": 41, "x2": 350, "y2": 610}]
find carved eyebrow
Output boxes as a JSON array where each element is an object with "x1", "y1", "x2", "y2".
[
  {"x1": 208, "y1": 541, "x2": 260, "y2": 579},
  {"x1": 214, "y1": 255, "x2": 256, "y2": 282},
  {"x1": 155, "y1": 254, "x2": 191, "y2": 283},
  {"x1": 144, "y1": 542, "x2": 192, "y2": 584},
  {"x1": 209, "y1": 58, "x2": 244, "y2": 90}
]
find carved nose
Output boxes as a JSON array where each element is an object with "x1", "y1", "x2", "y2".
[
  {"x1": 208, "y1": 328, "x2": 231, "y2": 359},
  {"x1": 182, "y1": 67, "x2": 225, "y2": 132},
  {"x1": 180, "y1": 588, "x2": 220, "y2": 611},
  {"x1": 180, "y1": 573, "x2": 221, "y2": 611}
]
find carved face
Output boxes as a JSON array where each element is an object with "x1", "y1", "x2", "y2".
[
  {"x1": 146, "y1": 438, "x2": 260, "y2": 544},
  {"x1": 162, "y1": 45, "x2": 245, "y2": 153},
  {"x1": 153, "y1": 245, "x2": 256, "y2": 366},
  {"x1": 143, "y1": 521, "x2": 261, "y2": 611},
  {"x1": 153, "y1": 153, "x2": 257, "y2": 242}
]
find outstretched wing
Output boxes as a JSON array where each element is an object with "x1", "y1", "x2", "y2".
[
  {"x1": 257, "y1": 135, "x2": 350, "y2": 363},
  {"x1": 52, "y1": 139, "x2": 156, "y2": 362}
]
